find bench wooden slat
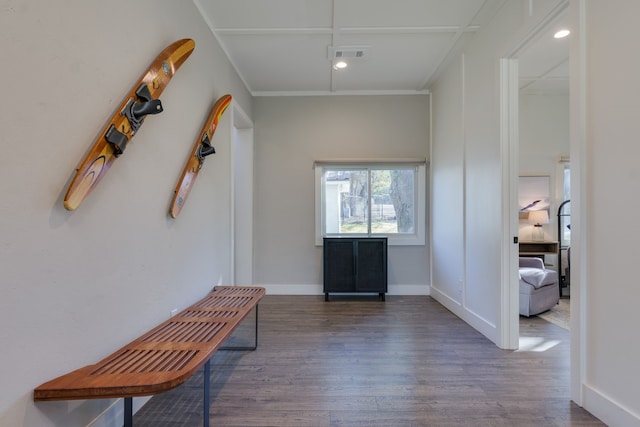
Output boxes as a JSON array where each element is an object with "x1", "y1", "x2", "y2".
[{"x1": 34, "y1": 286, "x2": 264, "y2": 401}]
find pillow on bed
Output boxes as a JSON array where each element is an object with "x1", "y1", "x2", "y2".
[{"x1": 519, "y1": 267, "x2": 548, "y2": 288}]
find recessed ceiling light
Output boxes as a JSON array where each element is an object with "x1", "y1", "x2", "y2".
[
  {"x1": 333, "y1": 61, "x2": 348, "y2": 70},
  {"x1": 554, "y1": 29, "x2": 570, "y2": 39}
]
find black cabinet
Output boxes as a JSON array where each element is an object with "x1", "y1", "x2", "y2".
[{"x1": 323, "y1": 237, "x2": 387, "y2": 301}]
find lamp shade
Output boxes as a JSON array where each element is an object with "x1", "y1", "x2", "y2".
[{"x1": 528, "y1": 210, "x2": 549, "y2": 226}]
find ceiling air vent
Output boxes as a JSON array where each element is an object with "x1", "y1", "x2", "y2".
[{"x1": 328, "y1": 46, "x2": 368, "y2": 60}]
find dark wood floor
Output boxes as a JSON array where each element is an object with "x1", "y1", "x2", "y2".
[{"x1": 134, "y1": 295, "x2": 603, "y2": 426}]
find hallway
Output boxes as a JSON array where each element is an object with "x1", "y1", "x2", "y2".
[{"x1": 134, "y1": 295, "x2": 602, "y2": 426}]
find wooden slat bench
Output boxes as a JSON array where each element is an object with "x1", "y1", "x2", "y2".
[{"x1": 34, "y1": 285, "x2": 265, "y2": 427}]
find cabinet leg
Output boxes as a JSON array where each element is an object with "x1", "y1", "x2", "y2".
[{"x1": 325, "y1": 293, "x2": 329, "y2": 302}]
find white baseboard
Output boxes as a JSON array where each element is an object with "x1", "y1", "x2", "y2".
[
  {"x1": 429, "y1": 285, "x2": 499, "y2": 346},
  {"x1": 259, "y1": 284, "x2": 429, "y2": 296},
  {"x1": 583, "y1": 383, "x2": 640, "y2": 427}
]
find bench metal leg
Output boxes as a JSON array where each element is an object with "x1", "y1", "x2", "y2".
[
  {"x1": 124, "y1": 397, "x2": 132, "y2": 427},
  {"x1": 203, "y1": 360, "x2": 210, "y2": 427},
  {"x1": 202, "y1": 304, "x2": 259, "y2": 426},
  {"x1": 220, "y1": 304, "x2": 259, "y2": 351}
]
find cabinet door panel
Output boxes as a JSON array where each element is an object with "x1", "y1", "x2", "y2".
[
  {"x1": 324, "y1": 240, "x2": 356, "y2": 292},
  {"x1": 355, "y1": 239, "x2": 387, "y2": 292}
]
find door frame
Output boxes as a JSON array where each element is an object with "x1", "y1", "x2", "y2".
[
  {"x1": 230, "y1": 102, "x2": 254, "y2": 285},
  {"x1": 499, "y1": 0, "x2": 585, "y2": 405}
]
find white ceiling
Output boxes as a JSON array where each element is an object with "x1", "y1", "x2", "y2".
[
  {"x1": 194, "y1": 0, "x2": 569, "y2": 96},
  {"x1": 518, "y1": 9, "x2": 570, "y2": 95}
]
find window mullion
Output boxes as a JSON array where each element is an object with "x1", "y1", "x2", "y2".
[{"x1": 367, "y1": 168, "x2": 372, "y2": 236}]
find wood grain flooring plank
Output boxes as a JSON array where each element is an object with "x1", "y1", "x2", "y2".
[{"x1": 134, "y1": 295, "x2": 603, "y2": 426}]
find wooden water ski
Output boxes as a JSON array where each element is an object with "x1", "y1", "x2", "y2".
[
  {"x1": 169, "y1": 94, "x2": 232, "y2": 218},
  {"x1": 63, "y1": 38, "x2": 195, "y2": 211}
]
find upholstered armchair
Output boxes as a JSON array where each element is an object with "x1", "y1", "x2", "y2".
[{"x1": 519, "y1": 257, "x2": 560, "y2": 316}]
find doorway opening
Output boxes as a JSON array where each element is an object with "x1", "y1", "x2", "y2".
[
  {"x1": 500, "y1": 1, "x2": 571, "y2": 347},
  {"x1": 231, "y1": 103, "x2": 254, "y2": 286},
  {"x1": 516, "y1": 5, "x2": 570, "y2": 328}
]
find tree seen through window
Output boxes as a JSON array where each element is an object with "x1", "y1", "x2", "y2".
[{"x1": 324, "y1": 167, "x2": 415, "y2": 235}]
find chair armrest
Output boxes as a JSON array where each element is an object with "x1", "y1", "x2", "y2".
[{"x1": 519, "y1": 257, "x2": 544, "y2": 269}]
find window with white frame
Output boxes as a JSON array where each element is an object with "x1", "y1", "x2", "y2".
[{"x1": 314, "y1": 160, "x2": 426, "y2": 245}]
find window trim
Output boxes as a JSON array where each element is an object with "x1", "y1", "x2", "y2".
[{"x1": 314, "y1": 159, "x2": 426, "y2": 246}]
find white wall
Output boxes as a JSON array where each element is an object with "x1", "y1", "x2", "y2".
[
  {"x1": 519, "y1": 94, "x2": 570, "y2": 247},
  {"x1": 576, "y1": 1, "x2": 640, "y2": 424},
  {"x1": 253, "y1": 95, "x2": 430, "y2": 294},
  {"x1": 430, "y1": 55, "x2": 465, "y2": 306},
  {"x1": 432, "y1": 0, "x2": 640, "y2": 423},
  {"x1": 430, "y1": 0, "x2": 566, "y2": 344},
  {"x1": 0, "y1": 1, "x2": 251, "y2": 426}
]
